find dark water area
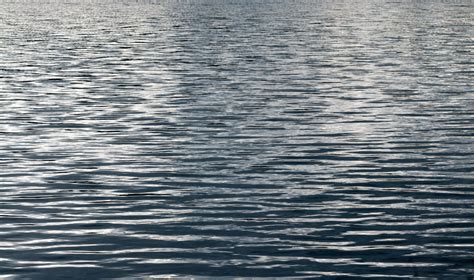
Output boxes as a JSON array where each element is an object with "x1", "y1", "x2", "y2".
[{"x1": 0, "y1": 0, "x2": 473, "y2": 278}]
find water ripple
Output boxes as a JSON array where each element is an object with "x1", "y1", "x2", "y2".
[{"x1": 0, "y1": 0, "x2": 473, "y2": 279}]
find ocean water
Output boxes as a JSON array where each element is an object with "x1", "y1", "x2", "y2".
[{"x1": 0, "y1": 0, "x2": 473, "y2": 278}]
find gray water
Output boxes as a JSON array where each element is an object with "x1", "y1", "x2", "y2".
[{"x1": 0, "y1": 0, "x2": 473, "y2": 278}]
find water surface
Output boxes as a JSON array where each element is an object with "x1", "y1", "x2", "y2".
[{"x1": 0, "y1": 0, "x2": 473, "y2": 278}]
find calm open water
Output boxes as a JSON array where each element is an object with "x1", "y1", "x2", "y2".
[{"x1": 0, "y1": 0, "x2": 473, "y2": 279}]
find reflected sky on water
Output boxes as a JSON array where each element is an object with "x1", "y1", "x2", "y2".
[{"x1": 0, "y1": 0, "x2": 473, "y2": 279}]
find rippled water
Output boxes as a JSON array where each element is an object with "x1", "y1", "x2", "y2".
[{"x1": 0, "y1": 0, "x2": 473, "y2": 278}]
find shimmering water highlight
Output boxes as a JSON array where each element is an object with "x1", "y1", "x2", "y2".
[{"x1": 0, "y1": 0, "x2": 473, "y2": 279}]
